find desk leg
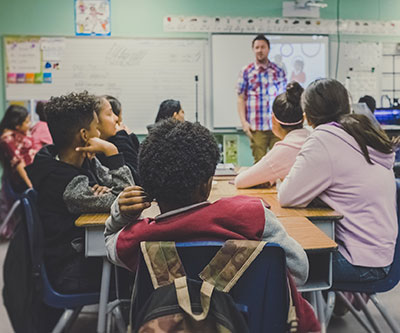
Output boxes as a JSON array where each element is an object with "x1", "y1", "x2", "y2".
[
  {"x1": 316, "y1": 291, "x2": 327, "y2": 333},
  {"x1": 97, "y1": 258, "x2": 112, "y2": 333}
]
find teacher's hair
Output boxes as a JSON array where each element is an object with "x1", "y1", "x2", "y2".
[
  {"x1": 302, "y1": 78, "x2": 392, "y2": 164},
  {"x1": 252, "y1": 34, "x2": 270, "y2": 48}
]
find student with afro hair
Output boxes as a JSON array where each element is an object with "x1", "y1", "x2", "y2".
[{"x1": 105, "y1": 119, "x2": 308, "y2": 285}]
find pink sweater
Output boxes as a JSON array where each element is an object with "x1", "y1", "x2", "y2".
[
  {"x1": 235, "y1": 128, "x2": 310, "y2": 188},
  {"x1": 31, "y1": 121, "x2": 52, "y2": 150},
  {"x1": 278, "y1": 123, "x2": 397, "y2": 267}
]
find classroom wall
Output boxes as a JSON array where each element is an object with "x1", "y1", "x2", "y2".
[{"x1": 1, "y1": 0, "x2": 400, "y2": 166}]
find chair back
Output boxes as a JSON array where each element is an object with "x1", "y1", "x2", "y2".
[
  {"x1": 132, "y1": 241, "x2": 289, "y2": 333},
  {"x1": 332, "y1": 179, "x2": 400, "y2": 293},
  {"x1": 21, "y1": 189, "x2": 100, "y2": 309}
]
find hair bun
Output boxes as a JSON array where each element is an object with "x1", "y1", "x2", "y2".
[{"x1": 286, "y1": 81, "x2": 304, "y2": 105}]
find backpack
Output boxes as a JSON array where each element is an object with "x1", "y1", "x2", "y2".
[
  {"x1": 129, "y1": 240, "x2": 299, "y2": 333},
  {"x1": 2, "y1": 196, "x2": 43, "y2": 333}
]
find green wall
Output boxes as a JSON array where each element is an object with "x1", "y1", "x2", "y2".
[{"x1": 1, "y1": 0, "x2": 400, "y2": 165}]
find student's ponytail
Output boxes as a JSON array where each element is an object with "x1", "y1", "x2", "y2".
[
  {"x1": 339, "y1": 114, "x2": 392, "y2": 164},
  {"x1": 303, "y1": 78, "x2": 392, "y2": 164}
]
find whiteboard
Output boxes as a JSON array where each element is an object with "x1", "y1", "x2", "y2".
[
  {"x1": 211, "y1": 34, "x2": 329, "y2": 128},
  {"x1": 5, "y1": 38, "x2": 206, "y2": 134}
]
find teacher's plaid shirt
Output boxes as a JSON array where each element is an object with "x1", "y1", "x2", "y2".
[{"x1": 237, "y1": 61, "x2": 287, "y2": 131}]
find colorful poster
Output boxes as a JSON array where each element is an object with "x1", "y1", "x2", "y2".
[
  {"x1": 5, "y1": 39, "x2": 41, "y2": 73},
  {"x1": 75, "y1": 0, "x2": 111, "y2": 36}
]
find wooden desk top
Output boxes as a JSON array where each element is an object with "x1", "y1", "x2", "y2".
[
  {"x1": 210, "y1": 180, "x2": 342, "y2": 219},
  {"x1": 280, "y1": 217, "x2": 337, "y2": 251},
  {"x1": 75, "y1": 213, "x2": 337, "y2": 251},
  {"x1": 75, "y1": 213, "x2": 109, "y2": 227},
  {"x1": 76, "y1": 179, "x2": 342, "y2": 227}
]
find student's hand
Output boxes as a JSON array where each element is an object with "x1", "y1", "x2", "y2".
[
  {"x1": 116, "y1": 122, "x2": 130, "y2": 133},
  {"x1": 92, "y1": 184, "x2": 113, "y2": 196},
  {"x1": 118, "y1": 186, "x2": 151, "y2": 218},
  {"x1": 242, "y1": 121, "x2": 253, "y2": 139},
  {"x1": 76, "y1": 137, "x2": 118, "y2": 157}
]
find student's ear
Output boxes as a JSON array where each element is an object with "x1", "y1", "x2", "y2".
[
  {"x1": 172, "y1": 112, "x2": 178, "y2": 120},
  {"x1": 79, "y1": 128, "x2": 89, "y2": 143}
]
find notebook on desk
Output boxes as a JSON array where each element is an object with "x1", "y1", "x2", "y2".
[{"x1": 214, "y1": 163, "x2": 237, "y2": 176}]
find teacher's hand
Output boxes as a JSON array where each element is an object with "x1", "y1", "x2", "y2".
[{"x1": 242, "y1": 121, "x2": 253, "y2": 139}]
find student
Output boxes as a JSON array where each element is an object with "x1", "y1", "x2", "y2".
[
  {"x1": 26, "y1": 91, "x2": 134, "y2": 294},
  {"x1": 155, "y1": 99, "x2": 185, "y2": 123},
  {"x1": 97, "y1": 96, "x2": 140, "y2": 184},
  {"x1": 0, "y1": 105, "x2": 36, "y2": 190},
  {"x1": 31, "y1": 101, "x2": 52, "y2": 149},
  {"x1": 235, "y1": 81, "x2": 309, "y2": 188},
  {"x1": 105, "y1": 119, "x2": 309, "y2": 286},
  {"x1": 278, "y1": 78, "x2": 397, "y2": 283},
  {"x1": 358, "y1": 95, "x2": 376, "y2": 114}
]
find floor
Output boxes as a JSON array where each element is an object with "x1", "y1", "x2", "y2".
[{"x1": 0, "y1": 240, "x2": 399, "y2": 332}]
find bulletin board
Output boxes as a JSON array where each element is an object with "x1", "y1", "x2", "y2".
[{"x1": 4, "y1": 36, "x2": 206, "y2": 134}]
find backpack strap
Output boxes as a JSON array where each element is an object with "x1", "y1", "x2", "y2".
[
  {"x1": 286, "y1": 276, "x2": 299, "y2": 332},
  {"x1": 174, "y1": 276, "x2": 214, "y2": 321},
  {"x1": 140, "y1": 241, "x2": 186, "y2": 289},
  {"x1": 199, "y1": 240, "x2": 267, "y2": 292}
]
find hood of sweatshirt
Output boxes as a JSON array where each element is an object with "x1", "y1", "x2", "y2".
[{"x1": 315, "y1": 122, "x2": 395, "y2": 170}]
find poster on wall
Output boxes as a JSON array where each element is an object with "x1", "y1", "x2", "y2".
[{"x1": 75, "y1": 0, "x2": 111, "y2": 36}]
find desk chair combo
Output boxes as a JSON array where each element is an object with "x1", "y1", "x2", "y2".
[
  {"x1": 131, "y1": 241, "x2": 290, "y2": 333},
  {"x1": 20, "y1": 189, "x2": 126, "y2": 333}
]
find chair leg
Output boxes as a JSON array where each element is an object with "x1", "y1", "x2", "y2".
[
  {"x1": 324, "y1": 291, "x2": 335, "y2": 327},
  {"x1": 52, "y1": 309, "x2": 74, "y2": 333},
  {"x1": 112, "y1": 305, "x2": 127, "y2": 333},
  {"x1": 370, "y1": 294, "x2": 400, "y2": 333},
  {"x1": 336, "y1": 292, "x2": 374, "y2": 333},
  {"x1": 354, "y1": 293, "x2": 382, "y2": 333},
  {"x1": 0, "y1": 200, "x2": 20, "y2": 235},
  {"x1": 63, "y1": 307, "x2": 83, "y2": 332}
]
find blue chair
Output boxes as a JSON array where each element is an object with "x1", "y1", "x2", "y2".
[
  {"x1": 331, "y1": 179, "x2": 400, "y2": 333},
  {"x1": 0, "y1": 176, "x2": 24, "y2": 238},
  {"x1": 131, "y1": 241, "x2": 289, "y2": 333},
  {"x1": 21, "y1": 189, "x2": 101, "y2": 333}
]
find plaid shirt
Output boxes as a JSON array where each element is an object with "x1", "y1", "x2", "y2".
[{"x1": 237, "y1": 61, "x2": 287, "y2": 131}]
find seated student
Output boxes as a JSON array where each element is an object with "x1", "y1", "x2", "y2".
[
  {"x1": 0, "y1": 105, "x2": 36, "y2": 190},
  {"x1": 31, "y1": 101, "x2": 52, "y2": 149},
  {"x1": 105, "y1": 119, "x2": 309, "y2": 286},
  {"x1": 278, "y1": 78, "x2": 397, "y2": 283},
  {"x1": 358, "y1": 95, "x2": 376, "y2": 114},
  {"x1": 104, "y1": 95, "x2": 140, "y2": 149},
  {"x1": 96, "y1": 96, "x2": 140, "y2": 184},
  {"x1": 235, "y1": 82, "x2": 309, "y2": 188},
  {"x1": 147, "y1": 99, "x2": 185, "y2": 132},
  {"x1": 155, "y1": 99, "x2": 185, "y2": 123},
  {"x1": 26, "y1": 92, "x2": 134, "y2": 295}
]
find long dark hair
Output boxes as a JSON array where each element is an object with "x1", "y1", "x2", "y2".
[
  {"x1": 0, "y1": 105, "x2": 29, "y2": 135},
  {"x1": 103, "y1": 95, "x2": 122, "y2": 118},
  {"x1": 272, "y1": 81, "x2": 304, "y2": 131},
  {"x1": 302, "y1": 78, "x2": 392, "y2": 164},
  {"x1": 155, "y1": 99, "x2": 181, "y2": 123}
]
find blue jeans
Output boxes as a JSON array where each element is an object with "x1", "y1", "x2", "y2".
[{"x1": 332, "y1": 251, "x2": 390, "y2": 283}]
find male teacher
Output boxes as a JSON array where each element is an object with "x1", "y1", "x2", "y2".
[{"x1": 237, "y1": 34, "x2": 287, "y2": 163}]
